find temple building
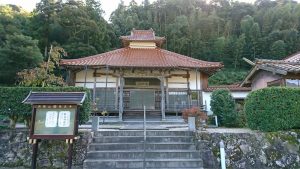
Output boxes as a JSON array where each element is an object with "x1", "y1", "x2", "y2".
[{"x1": 60, "y1": 29, "x2": 223, "y2": 121}]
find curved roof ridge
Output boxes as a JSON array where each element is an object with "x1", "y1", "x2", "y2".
[
  {"x1": 60, "y1": 48, "x2": 127, "y2": 65},
  {"x1": 60, "y1": 47, "x2": 223, "y2": 74},
  {"x1": 159, "y1": 48, "x2": 223, "y2": 67}
]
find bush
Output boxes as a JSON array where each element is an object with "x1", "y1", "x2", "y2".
[
  {"x1": 182, "y1": 107, "x2": 208, "y2": 129},
  {"x1": 244, "y1": 87, "x2": 300, "y2": 132},
  {"x1": 0, "y1": 87, "x2": 91, "y2": 128},
  {"x1": 235, "y1": 100, "x2": 247, "y2": 127},
  {"x1": 210, "y1": 89, "x2": 238, "y2": 127}
]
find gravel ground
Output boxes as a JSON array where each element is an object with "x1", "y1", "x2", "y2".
[{"x1": 200, "y1": 127, "x2": 255, "y2": 134}]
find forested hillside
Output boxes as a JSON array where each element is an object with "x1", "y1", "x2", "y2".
[{"x1": 1, "y1": 0, "x2": 300, "y2": 85}]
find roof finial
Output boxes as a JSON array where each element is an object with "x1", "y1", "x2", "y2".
[
  {"x1": 150, "y1": 28, "x2": 155, "y2": 36},
  {"x1": 131, "y1": 28, "x2": 135, "y2": 36}
]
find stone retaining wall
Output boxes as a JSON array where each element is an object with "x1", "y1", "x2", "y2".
[
  {"x1": 2, "y1": 128, "x2": 300, "y2": 169},
  {"x1": 195, "y1": 130, "x2": 300, "y2": 169},
  {"x1": 0, "y1": 129, "x2": 92, "y2": 168}
]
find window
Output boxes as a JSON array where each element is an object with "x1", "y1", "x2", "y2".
[
  {"x1": 168, "y1": 91, "x2": 188, "y2": 111},
  {"x1": 267, "y1": 79, "x2": 284, "y2": 87},
  {"x1": 286, "y1": 79, "x2": 300, "y2": 87},
  {"x1": 91, "y1": 88, "x2": 117, "y2": 111}
]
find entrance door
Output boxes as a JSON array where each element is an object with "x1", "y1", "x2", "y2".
[{"x1": 129, "y1": 90, "x2": 155, "y2": 110}]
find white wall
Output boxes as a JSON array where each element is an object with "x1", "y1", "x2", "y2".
[
  {"x1": 75, "y1": 69, "x2": 117, "y2": 89},
  {"x1": 74, "y1": 69, "x2": 202, "y2": 90},
  {"x1": 167, "y1": 70, "x2": 201, "y2": 90},
  {"x1": 202, "y1": 91, "x2": 250, "y2": 115}
]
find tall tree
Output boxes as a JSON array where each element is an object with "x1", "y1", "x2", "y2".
[
  {"x1": 31, "y1": 0, "x2": 63, "y2": 57},
  {"x1": 270, "y1": 40, "x2": 286, "y2": 59},
  {"x1": 0, "y1": 34, "x2": 43, "y2": 84}
]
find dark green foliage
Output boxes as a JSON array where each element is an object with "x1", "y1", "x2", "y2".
[
  {"x1": 210, "y1": 89, "x2": 237, "y2": 127},
  {"x1": 0, "y1": 87, "x2": 91, "y2": 128},
  {"x1": 63, "y1": 41, "x2": 98, "y2": 59},
  {"x1": 244, "y1": 87, "x2": 300, "y2": 132},
  {"x1": 235, "y1": 100, "x2": 247, "y2": 127},
  {"x1": 2, "y1": 0, "x2": 300, "y2": 86},
  {"x1": 0, "y1": 34, "x2": 43, "y2": 84},
  {"x1": 0, "y1": 5, "x2": 42, "y2": 85},
  {"x1": 209, "y1": 69, "x2": 248, "y2": 85}
]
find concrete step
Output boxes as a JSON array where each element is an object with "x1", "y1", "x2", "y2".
[
  {"x1": 92, "y1": 136, "x2": 193, "y2": 143},
  {"x1": 98, "y1": 121, "x2": 186, "y2": 125},
  {"x1": 87, "y1": 150, "x2": 201, "y2": 159},
  {"x1": 83, "y1": 159, "x2": 203, "y2": 169},
  {"x1": 88, "y1": 143, "x2": 196, "y2": 151},
  {"x1": 145, "y1": 168, "x2": 203, "y2": 169},
  {"x1": 84, "y1": 129, "x2": 203, "y2": 169},
  {"x1": 123, "y1": 111, "x2": 161, "y2": 120},
  {"x1": 94, "y1": 130, "x2": 192, "y2": 137}
]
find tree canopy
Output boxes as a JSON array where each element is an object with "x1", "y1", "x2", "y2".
[{"x1": 1, "y1": 0, "x2": 300, "y2": 85}]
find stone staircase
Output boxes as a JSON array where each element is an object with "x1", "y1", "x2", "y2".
[{"x1": 83, "y1": 130, "x2": 203, "y2": 169}]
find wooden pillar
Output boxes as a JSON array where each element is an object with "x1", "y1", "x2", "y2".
[
  {"x1": 93, "y1": 69, "x2": 96, "y2": 104},
  {"x1": 67, "y1": 70, "x2": 76, "y2": 86},
  {"x1": 115, "y1": 75, "x2": 119, "y2": 110},
  {"x1": 200, "y1": 72, "x2": 208, "y2": 90},
  {"x1": 92, "y1": 69, "x2": 99, "y2": 131},
  {"x1": 160, "y1": 76, "x2": 166, "y2": 120},
  {"x1": 166, "y1": 78, "x2": 169, "y2": 111},
  {"x1": 195, "y1": 68, "x2": 199, "y2": 107},
  {"x1": 200, "y1": 72, "x2": 208, "y2": 107},
  {"x1": 119, "y1": 75, "x2": 124, "y2": 121},
  {"x1": 84, "y1": 65, "x2": 88, "y2": 88},
  {"x1": 187, "y1": 71, "x2": 191, "y2": 108},
  {"x1": 104, "y1": 66, "x2": 108, "y2": 111}
]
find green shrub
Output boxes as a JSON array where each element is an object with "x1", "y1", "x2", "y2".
[
  {"x1": 0, "y1": 87, "x2": 91, "y2": 128},
  {"x1": 236, "y1": 100, "x2": 247, "y2": 127},
  {"x1": 244, "y1": 87, "x2": 300, "y2": 132},
  {"x1": 210, "y1": 89, "x2": 238, "y2": 127}
]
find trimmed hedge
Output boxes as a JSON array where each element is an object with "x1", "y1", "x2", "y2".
[
  {"x1": 244, "y1": 87, "x2": 300, "y2": 132},
  {"x1": 0, "y1": 87, "x2": 91, "y2": 127},
  {"x1": 210, "y1": 89, "x2": 237, "y2": 127}
]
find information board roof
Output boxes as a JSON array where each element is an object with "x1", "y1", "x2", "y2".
[{"x1": 23, "y1": 92, "x2": 86, "y2": 105}]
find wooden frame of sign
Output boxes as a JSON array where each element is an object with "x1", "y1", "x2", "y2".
[
  {"x1": 23, "y1": 92, "x2": 86, "y2": 169},
  {"x1": 29, "y1": 104, "x2": 79, "y2": 140}
]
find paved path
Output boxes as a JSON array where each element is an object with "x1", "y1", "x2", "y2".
[{"x1": 201, "y1": 127, "x2": 255, "y2": 134}]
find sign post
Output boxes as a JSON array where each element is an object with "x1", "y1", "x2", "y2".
[
  {"x1": 67, "y1": 139, "x2": 74, "y2": 169},
  {"x1": 31, "y1": 139, "x2": 38, "y2": 169},
  {"x1": 23, "y1": 92, "x2": 86, "y2": 169}
]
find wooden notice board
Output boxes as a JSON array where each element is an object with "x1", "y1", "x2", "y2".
[{"x1": 30, "y1": 104, "x2": 78, "y2": 139}]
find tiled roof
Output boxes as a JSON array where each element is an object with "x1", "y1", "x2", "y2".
[
  {"x1": 60, "y1": 48, "x2": 223, "y2": 71},
  {"x1": 256, "y1": 59, "x2": 300, "y2": 73},
  {"x1": 283, "y1": 52, "x2": 300, "y2": 62},
  {"x1": 120, "y1": 29, "x2": 165, "y2": 47},
  {"x1": 120, "y1": 29, "x2": 165, "y2": 41},
  {"x1": 252, "y1": 52, "x2": 300, "y2": 74},
  {"x1": 204, "y1": 84, "x2": 251, "y2": 92}
]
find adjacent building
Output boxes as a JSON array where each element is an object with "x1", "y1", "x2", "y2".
[
  {"x1": 202, "y1": 84, "x2": 251, "y2": 115},
  {"x1": 241, "y1": 53, "x2": 300, "y2": 89}
]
